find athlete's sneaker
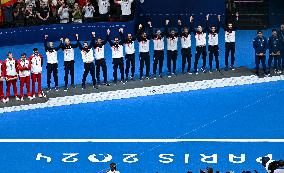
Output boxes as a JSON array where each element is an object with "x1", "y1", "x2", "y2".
[
  {"x1": 38, "y1": 94, "x2": 43, "y2": 98},
  {"x1": 103, "y1": 82, "x2": 110, "y2": 86},
  {"x1": 71, "y1": 84, "x2": 76, "y2": 89},
  {"x1": 28, "y1": 96, "x2": 33, "y2": 100},
  {"x1": 64, "y1": 87, "x2": 68, "y2": 92},
  {"x1": 230, "y1": 65, "x2": 235, "y2": 71},
  {"x1": 4, "y1": 98, "x2": 9, "y2": 103},
  {"x1": 130, "y1": 76, "x2": 134, "y2": 80},
  {"x1": 201, "y1": 67, "x2": 206, "y2": 73},
  {"x1": 153, "y1": 74, "x2": 157, "y2": 80},
  {"x1": 264, "y1": 73, "x2": 270, "y2": 77},
  {"x1": 82, "y1": 85, "x2": 86, "y2": 90},
  {"x1": 47, "y1": 87, "x2": 51, "y2": 92},
  {"x1": 20, "y1": 97, "x2": 24, "y2": 101},
  {"x1": 216, "y1": 68, "x2": 221, "y2": 72},
  {"x1": 209, "y1": 69, "x2": 213, "y2": 73},
  {"x1": 93, "y1": 85, "x2": 98, "y2": 89},
  {"x1": 15, "y1": 96, "x2": 20, "y2": 101},
  {"x1": 55, "y1": 87, "x2": 59, "y2": 91}
]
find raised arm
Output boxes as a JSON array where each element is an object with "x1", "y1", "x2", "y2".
[
  {"x1": 119, "y1": 28, "x2": 125, "y2": 44},
  {"x1": 204, "y1": 14, "x2": 209, "y2": 33},
  {"x1": 71, "y1": 34, "x2": 79, "y2": 48},
  {"x1": 233, "y1": 12, "x2": 239, "y2": 30},
  {"x1": 216, "y1": 15, "x2": 221, "y2": 33},
  {"x1": 190, "y1": 16, "x2": 196, "y2": 35},
  {"x1": 147, "y1": 21, "x2": 153, "y2": 40},
  {"x1": 165, "y1": 20, "x2": 170, "y2": 37},
  {"x1": 44, "y1": 35, "x2": 49, "y2": 51},
  {"x1": 178, "y1": 19, "x2": 182, "y2": 37},
  {"x1": 136, "y1": 24, "x2": 143, "y2": 41},
  {"x1": 106, "y1": 29, "x2": 114, "y2": 46}
]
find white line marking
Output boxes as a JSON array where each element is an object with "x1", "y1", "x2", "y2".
[
  {"x1": 1, "y1": 75, "x2": 284, "y2": 113},
  {"x1": 0, "y1": 139, "x2": 283, "y2": 143}
]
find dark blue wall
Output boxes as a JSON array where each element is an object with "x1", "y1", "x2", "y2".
[
  {"x1": 136, "y1": 0, "x2": 225, "y2": 27},
  {"x1": 269, "y1": 0, "x2": 284, "y2": 27},
  {"x1": 0, "y1": 22, "x2": 135, "y2": 47}
]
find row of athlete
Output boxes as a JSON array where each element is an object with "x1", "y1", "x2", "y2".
[{"x1": 43, "y1": 14, "x2": 239, "y2": 90}]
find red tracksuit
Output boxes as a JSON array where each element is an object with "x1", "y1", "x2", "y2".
[
  {"x1": 17, "y1": 58, "x2": 31, "y2": 97},
  {"x1": 3, "y1": 58, "x2": 18, "y2": 98},
  {"x1": 29, "y1": 54, "x2": 43, "y2": 96},
  {"x1": 0, "y1": 61, "x2": 4, "y2": 100}
]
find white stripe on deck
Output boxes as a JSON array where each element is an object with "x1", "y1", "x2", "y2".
[
  {"x1": 1, "y1": 75, "x2": 284, "y2": 113},
  {"x1": 0, "y1": 139, "x2": 283, "y2": 143}
]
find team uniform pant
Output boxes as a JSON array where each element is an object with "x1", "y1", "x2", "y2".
[
  {"x1": 95, "y1": 59, "x2": 108, "y2": 83},
  {"x1": 32, "y1": 73, "x2": 42, "y2": 96},
  {"x1": 281, "y1": 49, "x2": 284, "y2": 69},
  {"x1": 82, "y1": 62, "x2": 96, "y2": 86},
  {"x1": 167, "y1": 50, "x2": 178, "y2": 73},
  {"x1": 268, "y1": 55, "x2": 281, "y2": 71},
  {"x1": 46, "y1": 63, "x2": 58, "y2": 88},
  {"x1": 125, "y1": 53, "x2": 135, "y2": 78},
  {"x1": 153, "y1": 50, "x2": 164, "y2": 75},
  {"x1": 6, "y1": 76, "x2": 18, "y2": 98},
  {"x1": 208, "y1": 45, "x2": 220, "y2": 70},
  {"x1": 64, "y1": 60, "x2": 75, "y2": 87},
  {"x1": 255, "y1": 55, "x2": 267, "y2": 74},
  {"x1": 20, "y1": 76, "x2": 31, "y2": 97},
  {"x1": 113, "y1": 58, "x2": 124, "y2": 81},
  {"x1": 194, "y1": 46, "x2": 207, "y2": 70},
  {"x1": 181, "y1": 48, "x2": 192, "y2": 73},
  {"x1": 0, "y1": 81, "x2": 4, "y2": 99},
  {"x1": 225, "y1": 42, "x2": 235, "y2": 67},
  {"x1": 139, "y1": 52, "x2": 150, "y2": 78}
]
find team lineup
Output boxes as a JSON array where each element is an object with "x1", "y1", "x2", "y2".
[{"x1": 2, "y1": 12, "x2": 282, "y2": 104}]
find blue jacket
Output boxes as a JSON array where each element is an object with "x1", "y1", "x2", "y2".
[
  {"x1": 268, "y1": 35, "x2": 281, "y2": 53},
  {"x1": 253, "y1": 36, "x2": 267, "y2": 54},
  {"x1": 278, "y1": 30, "x2": 284, "y2": 49}
]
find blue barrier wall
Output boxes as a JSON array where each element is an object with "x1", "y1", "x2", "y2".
[
  {"x1": 0, "y1": 21, "x2": 136, "y2": 47},
  {"x1": 136, "y1": 0, "x2": 225, "y2": 27}
]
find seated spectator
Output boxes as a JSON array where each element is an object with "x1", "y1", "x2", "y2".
[
  {"x1": 13, "y1": 3, "x2": 25, "y2": 27},
  {"x1": 97, "y1": 0, "x2": 110, "y2": 21},
  {"x1": 58, "y1": 2, "x2": 70, "y2": 23},
  {"x1": 72, "y1": 3, "x2": 82, "y2": 23},
  {"x1": 36, "y1": 2, "x2": 50, "y2": 25},
  {"x1": 115, "y1": 0, "x2": 133, "y2": 21},
  {"x1": 82, "y1": 0, "x2": 95, "y2": 23},
  {"x1": 2, "y1": 5, "x2": 14, "y2": 28},
  {"x1": 25, "y1": 4, "x2": 37, "y2": 26}
]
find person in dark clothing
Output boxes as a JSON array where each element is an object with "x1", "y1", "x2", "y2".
[
  {"x1": 44, "y1": 35, "x2": 62, "y2": 91},
  {"x1": 78, "y1": 37, "x2": 97, "y2": 89},
  {"x1": 91, "y1": 32, "x2": 109, "y2": 85},
  {"x1": 178, "y1": 19, "x2": 193, "y2": 74},
  {"x1": 268, "y1": 29, "x2": 281, "y2": 74},
  {"x1": 61, "y1": 34, "x2": 79, "y2": 91},
  {"x1": 137, "y1": 22, "x2": 152, "y2": 80},
  {"x1": 253, "y1": 30, "x2": 269, "y2": 76},
  {"x1": 107, "y1": 28, "x2": 125, "y2": 84},
  {"x1": 191, "y1": 15, "x2": 209, "y2": 74},
  {"x1": 120, "y1": 29, "x2": 136, "y2": 80},
  {"x1": 151, "y1": 22, "x2": 166, "y2": 78},
  {"x1": 278, "y1": 24, "x2": 284, "y2": 70},
  {"x1": 36, "y1": 3, "x2": 50, "y2": 25},
  {"x1": 13, "y1": 3, "x2": 25, "y2": 27},
  {"x1": 207, "y1": 14, "x2": 222, "y2": 72},
  {"x1": 221, "y1": 12, "x2": 239, "y2": 71},
  {"x1": 165, "y1": 19, "x2": 179, "y2": 76}
]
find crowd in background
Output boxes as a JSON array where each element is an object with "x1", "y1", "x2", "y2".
[{"x1": 0, "y1": 0, "x2": 136, "y2": 28}]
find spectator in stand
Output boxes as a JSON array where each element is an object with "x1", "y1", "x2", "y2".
[
  {"x1": 13, "y1": 2, "x2": 25, "y2": 27},
  {"x1": 25, "y1": 0, "x2": 36, "y2": 8},
  {"x1": 72, "y1": 3, "x2": 82, "y2": 23},
  {"x1": 82, "y1": 0, "x2": 95, "y2": 23},
  {"x1": 66, "y1": 0, "x2": 76, "y2": 7},
  {"x1": 58, "y1": 2, "x2": 70, "y2": 23},
  {"x1": 115, "y1": 0, "x2": 133, "y2": 21},
  {"x1": 25, "y1": 4, "x2": 37, "y2": 26},
  {"x1": 97, "y1": 0, "x2": 110, "y2": 21},
  {"x1": 36, "y1": 2, "x2": 50, "y2": 25},
  {"x1": 3, "y1": 5, "x2": 14, "y2": 28},
  {"x1": 49, "y1": 0, "x2": 58, "y2": 24}
]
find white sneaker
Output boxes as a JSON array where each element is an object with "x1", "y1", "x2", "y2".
[
  {"x1": 33, "y1": 95, "x2": 36, "y2": 99},
  {"x1": 20, "y1": 97, "x2": 24, "y2": 101},
  {"x1": 2, "y1": 98, "x2": 5, "y2": 103},
  {"x1": 38, "y1": 94, "x2": 43, "y2": 98},
  {"x1": 28, "y1": 96, "x2": 33, "y2": 100},
  {"x1": 4, "y1": 98, "x2": 9, "y2": 103},
  {"x1": 15, "y1": 96, "x2": 20, "y2": 101}
]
